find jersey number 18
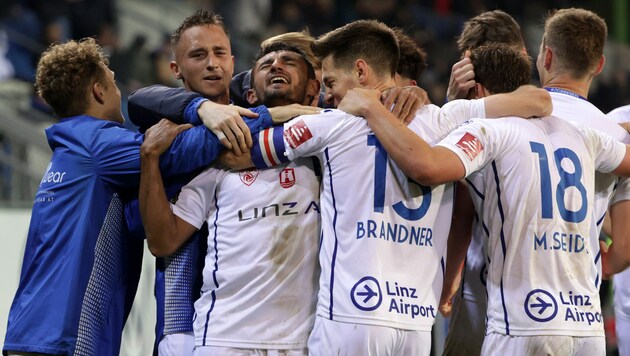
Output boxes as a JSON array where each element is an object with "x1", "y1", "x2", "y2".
[{"x1": 530, "y1": 141, "x2": 587, "y2": 223}]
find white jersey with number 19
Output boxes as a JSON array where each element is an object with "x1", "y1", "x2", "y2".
[
  {"x1": 251, "y1": 99, "x2": 485, "y2": 331},
  {"x1": 438, "y1": 116, "x2": 626, "y2": 337}
]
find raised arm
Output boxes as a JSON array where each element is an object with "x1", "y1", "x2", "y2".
[
  {"x1": 139, "y1": 120, "x2": 199, "y2": 257},
  {"x1": 484, "y1": 85, "x2": 552, "y2": 119},
  {"x1": 128, "y1": 85, "x2": 203, "y2": 130},
  {"x1": 446, "y1": 55, "x2": 476, "y2": 102},
  {"x1": 128, "y1": 84, "x2": 259, "y2": 155},
  {"x1": 338, "y1": 88, "x2": 465, "y2": 185}
]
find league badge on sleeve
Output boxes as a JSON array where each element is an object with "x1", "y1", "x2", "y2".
[
  {"x1": 279, "y1": 167, "x2": 296, "y2": 188},
  {"x1": 284, "y1": 119, "x2": 313, "y2": 149},
  {"x1": 455, "y1": 132, "x2": 483, "y2": 161}
]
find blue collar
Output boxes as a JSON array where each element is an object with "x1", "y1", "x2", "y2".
[{"x1": 544, "y1": 87, "x2": 587, "y2": 101}]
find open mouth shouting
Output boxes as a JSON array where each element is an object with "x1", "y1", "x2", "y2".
[{"x1": 268, "y1": 75, "x2": 289, "y2": 87}]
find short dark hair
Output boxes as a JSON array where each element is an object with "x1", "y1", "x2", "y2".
[
  {"x1": 35, "y1": 38, "x2": 108, "y2": 118},
  {"x1": 393, "y1": 28, "x2": 427, "y2": 83},
  {"x1": 313, "y1": 20, "x2": 399, "y2": 78},
  {"x1": 171, "y1": 10, "x2": 229, "y2": 51},
  {"x1": 250, "y1": 42, "x2": 316, "y2": 89},
  {"x1": 543, "y1": 8, "x2": 607, "y2": 79},
  {"x1": 469, "y1": 43, "x2": 531, "y2": 94},
  {"x1": 457, "y1": 10, "x2": 523, "y2": 53}
]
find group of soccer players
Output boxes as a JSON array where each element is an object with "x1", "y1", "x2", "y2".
[{"x1": 3, "y1": 5, "x2": 630, "y2": 356}]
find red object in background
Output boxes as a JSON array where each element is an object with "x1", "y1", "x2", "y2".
[
  {"x1": 604, "y1": 314, "x2": 617, "y2": 347},
  {"x1": 435, "y1": 0, "x2": 451, "y2": 16}
]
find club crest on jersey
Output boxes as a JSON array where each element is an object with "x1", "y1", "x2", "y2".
[
  {"x1": 279, "y1": 167, "x2": 296, "y2": 188},
  {"x1": 240, "y1": 168, "x2": 259, "y2": 186},
  {"x1": 455, "y1": 132, "x2": 483, "y2": 161},
  {"x1": 284, "y1": 119, "x2": 313, "y2": 149}
]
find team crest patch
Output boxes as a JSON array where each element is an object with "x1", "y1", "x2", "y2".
[
  {"x1": 240, "y1": 168, "x2": 259, "y2": 186},
  {"x1": 279, "y1": 167, "x2": 296, "y2": 188},
  {"x1": 284, "y1": 119, "x2": 313, "y2": 149},
  {"x1": 455, "y1": 132, "x2": 483, "y2": 161}
]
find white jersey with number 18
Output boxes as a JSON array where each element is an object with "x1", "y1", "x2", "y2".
[{"x1": 438, "y1": 116, "x2": 625, "y2": 337}]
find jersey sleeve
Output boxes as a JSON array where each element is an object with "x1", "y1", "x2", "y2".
[
  {"x1": 580, "y1": 125, "x2": 626, "y2": 174},
  {"x1": 91, "y1": 124, "x2": 222, "y2": 188},
  {"x1": 250, "y1": 110, "x2": 349, "y2": 168},
  {"x1": 611, "y1": 177, "x2": 630, "y2": 205},
  {"x1": 171, "y1": 167, "x2": 220, "y2": 229},
  {"x1": 128, "y1": 85, "x2": 204, "y2": 131},
  {"x1": 436, "y1": 119, "x2": 498, "y2": 177},
  {"x1": 433, "y1": 98, "x2": 486, "y2": 139}
]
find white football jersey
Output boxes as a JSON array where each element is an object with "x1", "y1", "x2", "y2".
[
  {"x1": 460, "y1": 173, "x2": 490, "y2": 303},
  {"x1": 550, "y1": 91, "x2": 630, "y2": 225},
  {"x1": 607, "y1": 105, "x2": 630, "y2": 325},
  {"x1": 172, "y1": 160, "x2": 321, "y2": 349},
  {"x1": 438, "y1": 116, "x2": 626, "y2": 337},
  {"x1": 251, "y1": 99, "x2": 485, "y2": 331}
]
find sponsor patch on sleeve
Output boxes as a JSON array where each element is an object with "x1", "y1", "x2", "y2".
[
  {"x1": 455, "y1": 132, "x2": 483, "y2": 161},
  {"x1": 284, "y1": 119, "x2": 313, "y2": 149}
]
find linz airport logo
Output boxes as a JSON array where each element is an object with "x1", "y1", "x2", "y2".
[
  {"x1": 279, "y1": 167, "x2": 296, "y2": 188},
  {"x1": 284, "y1": 119, "x2": 313, "y2": 149},
  {"x1": 455, "y1": 132, "x2": 483, "y2": 161},
  {"x1": 240, "y1": 168, "x2": 259, "y2": 186}
]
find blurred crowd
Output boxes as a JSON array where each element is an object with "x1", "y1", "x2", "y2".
[{"x1": 1, "y1": 0, "x2": 629, "y2": 113}]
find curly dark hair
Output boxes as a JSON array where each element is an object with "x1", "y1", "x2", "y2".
[{"x1": 35, "y1": 37, "x2": 108, "y2": 118}]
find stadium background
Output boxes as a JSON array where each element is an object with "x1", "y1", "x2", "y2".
[{"x1": 0, "y1": 0, "x2": 628, "y2": 354}]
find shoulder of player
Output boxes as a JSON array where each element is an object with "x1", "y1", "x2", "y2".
[{"x1": 608, "y1": 105, "x2": 630, "y2": 123}]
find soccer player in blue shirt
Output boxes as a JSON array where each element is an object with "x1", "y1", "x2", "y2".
[{"x1": 2, "y1": 37, "x2": 271, "y2": 356}]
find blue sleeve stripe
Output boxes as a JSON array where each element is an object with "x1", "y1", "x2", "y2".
[{"x1": 251, "y1": 128, "x2": 288, "y2": 168}]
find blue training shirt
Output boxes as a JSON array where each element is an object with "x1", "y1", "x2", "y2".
[{"x1": 3, "y1": 113, "x2": 270, "y2": 355}]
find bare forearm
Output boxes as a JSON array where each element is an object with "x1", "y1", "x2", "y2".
[
  {"x1": 607, "y1": 200, "x2": 630, "y2": 274},
  {"x1": 443, "y1": 183, "x2": 474, "y2": 294},
  {"x1": 362, "y1": 101, "x2": 464, "y2": 185},
  {"x1": 139, "y1": 152, "x2": 181, "y2": 257},
  {"x1": 485, "y1": 85, "x2": 552, "y2": 118},
  {"x1": 606, "y1": 244, "x2": 630, "y2": 275}
]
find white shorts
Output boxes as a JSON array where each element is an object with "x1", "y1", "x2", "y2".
[
  {"x1": 617, "y1": 316, "x2": 630, "y2": 356},
  {"x1": 442, "y1": 294, "x2": 486, "y2": 356},
  {"x1": 481, "y1": 333, "x2": 605, "y2": 356},
  {"x1": 307, "y1": 315, "x2": 431, "y2": 356},
  {"x1": 158, "y1": 332, "x2": 195, "y2": 356},
  {"x1": 193, "y1": 346, "x2": 307, "y2": 356},
  {"x1": 614, "y1": 269, "x2": 630, "y2": 356}
]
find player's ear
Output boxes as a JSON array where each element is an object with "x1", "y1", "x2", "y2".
[
  {"x1": 355, "y1": 59, "x2": 369, "y2": 85},
  {"x1": 307, "y1": 78, "x2": 320, "y2": 99},
  {"x1": 92, "y1": 81, "x2": 105, "y2": 104},
  {"x1": 472, "y1": 83, "x2": 489, "y2": 99},
  {"x1": 170, "y1": 61, "x2": 183, "y2": 80},
  {"x1": 594, "y1": 55, "x2": 605, "y2": 77},
  {"x1": 246, "y1": 88, "x2": 258, "y2": 105},
  {"x1": 543, "y1": 46, "x2": 553, "y2": 71}
]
